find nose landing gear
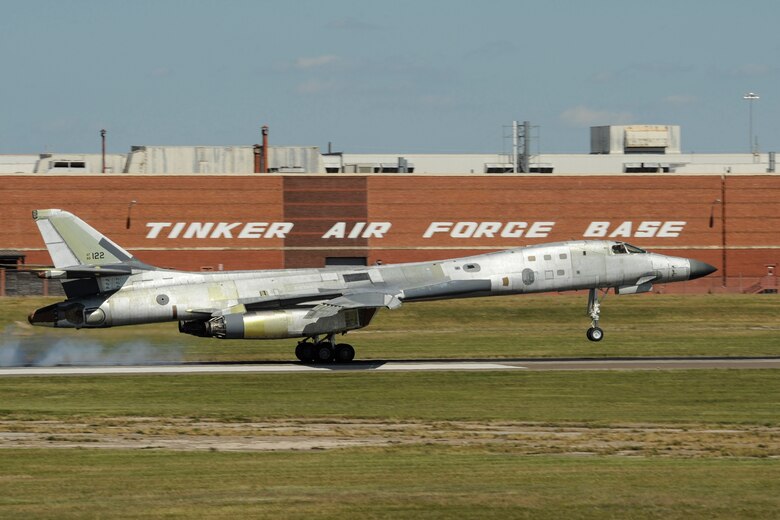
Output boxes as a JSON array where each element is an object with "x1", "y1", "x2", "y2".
[{"x1": 586, "y1": 288, "x2": 606, "y2": 342}]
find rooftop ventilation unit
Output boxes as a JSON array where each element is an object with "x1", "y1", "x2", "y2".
[{"x1": 591, "y1": 125, "x2": 680, "y2": 154}]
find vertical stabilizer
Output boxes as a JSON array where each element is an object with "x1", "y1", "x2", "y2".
[{"x1": 33, "y1": 209, "x2": 134, "y2": 268}]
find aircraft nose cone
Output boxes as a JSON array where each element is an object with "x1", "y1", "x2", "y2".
[{"x1": 689, "y1": 259, "x2": 717, "y2": 280}]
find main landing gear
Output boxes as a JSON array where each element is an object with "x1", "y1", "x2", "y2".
[
  {"x1": 295, "y1": 334, "x2": 356, "y2": 364},
  {"x1": 586, "y1": 288, "x2": 606, "y2": 342}
]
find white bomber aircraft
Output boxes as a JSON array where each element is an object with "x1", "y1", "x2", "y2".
[{"x1": 28, "y1": 209, "x2": 717, "y2": 363}]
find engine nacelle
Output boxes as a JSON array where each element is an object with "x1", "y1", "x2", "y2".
[
  {"x1": 179, "y1": 308, "x2": 377, "y2": 340},
  {"x1": 28, "y1": 301, "x2": 109, "y2": 328},
  {"x1": 615, "y1": 282, "x2": 653, "y2": 295}
]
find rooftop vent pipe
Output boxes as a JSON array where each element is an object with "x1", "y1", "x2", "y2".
[
  {"x1": 261, "y1": 125, "x2": 269, "y2": 173},
  {"x1": 253, "y1": 144, "x2": 261, "y2": 173}
]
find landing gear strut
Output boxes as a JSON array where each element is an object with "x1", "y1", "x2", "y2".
[
  {"x1": 295, "y1": 334, "x2": 355, "y2": 364},
  {"x1": 586, "y1": 288, "x2": 606, "y2": 342}
]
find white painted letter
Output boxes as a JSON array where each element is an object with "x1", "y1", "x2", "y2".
[
  {"x1": 363, "y1": 222, "x2": 391, "y2": 238},
  {"x1": 657, "y1": 221, "x2": 686, "y2": 237},
  {"x1": 423, "y1": 222, "x2": 453, "y2": 238},
  {"x1": 609, "y1": 221, "x2": 633, "y2": 238},
  {"x1": 451, "y1": 222, "x2": 478, "y2": 238},
  {"x1": 584, "y1": 222, "x2": 610, "y2": 237},
  {"x1": 634, "y1": 221, "x2": 661, "y2": 238},
  {"x1": 145, "y1": 222, "x2": 171, "y2": 239},
  {"x1": 238, "y1": 223, "x2": 268, "y2": 239},
  {"x1": 500, "y1": 222, "x2": 527, "y2": 238},
  {"x1": 265, "y1": 222, "x2": 293, "y2": 238},
  {"x1": 473, "y1": 222, "x2": 502, "y2": 238},
  {"x1": 526, "y1": 222, "x2": 555, "y2": 238},
  {"x1": 210, "y1": 222, "x2": 241, "y2": 239},
  {"x1": 168, "y1": 222, "x2": 186, "y2": 239},
  {"x1": 347, "y1": 222, "x2": 366, "y2": 239},
  {"x1": 322, "y1": 222, "x2": 346, "y2": 239},
  {"x1": 183, "y1": 222, "x2": 215, "y2": 239}
]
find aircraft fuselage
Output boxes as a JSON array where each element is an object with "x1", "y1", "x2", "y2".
[{"x1": 30, "y1": 240, "x2": 709, "y2": 338}]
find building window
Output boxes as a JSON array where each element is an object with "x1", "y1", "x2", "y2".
[
  {"x1": 326, "y1": 257, "x2": 367, "y2": 266},
  {"x1": 624, "y1": 163, "x2": 670, "y2": 173}
]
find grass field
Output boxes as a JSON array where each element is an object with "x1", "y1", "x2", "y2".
[
  {"x1": 1, "y1": 294, "x2": 779, "y2": 518},
  {"x1": 2, "y1": 448, "x2": 779, "y2": 519},
  {"x1": 1, "y1": 368, "x2": 779, "y2": 518},
  {"x1": 1, "y1": 370, "x2": 779, "y2": 424}
]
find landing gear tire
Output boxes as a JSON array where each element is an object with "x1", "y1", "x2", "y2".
[
  {"x1": 295, "y1": 342, "x2": 314, "y2": 363},
  {"x1": 312, "y1": 343, "x2": 335, "y2": 363},
  {"x1": 586, "y1": 327, "x2": 604, "y2": 342},
  {"x1": 586, "y1": 288, "x2": 607, "y2": 342},
  {"x1": 334, "y1": 344, "x2": 355, "y2": 363}
]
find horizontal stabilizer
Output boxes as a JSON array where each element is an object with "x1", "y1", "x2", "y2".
[{"x1": 38, "y1": 265, "x2": 133, "y2": 279}]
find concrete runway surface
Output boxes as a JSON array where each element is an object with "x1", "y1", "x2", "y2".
[{"x1": 1, "y1": 357, "x2": 779, "y2": 377}]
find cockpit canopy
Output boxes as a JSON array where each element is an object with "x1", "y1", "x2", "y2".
[{"x1": 611, "y1": 242, "x2": 647, "y2": 255}]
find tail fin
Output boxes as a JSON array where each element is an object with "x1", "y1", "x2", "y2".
[{"x1": 33, "y1": 209, "x2": 134, "y2": 268}]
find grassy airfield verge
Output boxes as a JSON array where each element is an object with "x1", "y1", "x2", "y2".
[
  {"x1": 2, "y1": 449, "x2": 778, "y2": 519},
  {"x1": 1, "y1": 294, "x2": 779, "y2": 518},
  {"x1": 0, "y1": 370, "x2": 778, "y2": 424},
  {"x1": 1, "y1": 370, "x2": 780, "y2": 518},
  {"x1": 2, "y1": 294, "x2": 779, "y2": 361}
]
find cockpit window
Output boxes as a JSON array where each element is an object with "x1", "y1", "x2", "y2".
[{"x1": 612, "y1": 242, "x2": 647, "y2": 255}]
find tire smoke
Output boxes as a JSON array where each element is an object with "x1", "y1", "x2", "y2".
[{"x1": 0, "y1": 325, "x2": 183, "y2": 367}]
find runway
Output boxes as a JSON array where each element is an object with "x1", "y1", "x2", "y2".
[{"x1": 1, "y1": 357, "x2": 779, "y2": 377}]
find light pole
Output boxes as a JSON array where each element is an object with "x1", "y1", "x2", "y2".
[
  {"x1": 743, "y1": 92, "x2": 759, "y2": 153},
  {"x1": 100, "y1": 129, "x2": 106, "y2": 173},
  {"x1": 126, "y1": 200, "x2": 137, "y2": 229}
]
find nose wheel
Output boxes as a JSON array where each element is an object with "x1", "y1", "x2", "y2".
[
  {"x1": 586, "y1": 326, "x2": 604, "y2": 342},
  {"x1": 586, "y1": 288, "x2": 606, "y2": 342}
]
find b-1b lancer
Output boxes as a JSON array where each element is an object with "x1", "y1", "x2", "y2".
[{"x1": 28, "y1": 209, "x2": 716, "y2": 362}]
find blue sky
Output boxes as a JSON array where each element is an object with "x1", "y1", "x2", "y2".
[{"x1": 1, "y1": 0, "x2": 778, "y2": 154}]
